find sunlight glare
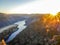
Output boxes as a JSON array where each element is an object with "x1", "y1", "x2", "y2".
[
  {"x1": 8, "y1": 0, "x2": 60, "y2": 14},
  {"x1": 51, "y1": 12, "x2": 57, "y2": 16}
]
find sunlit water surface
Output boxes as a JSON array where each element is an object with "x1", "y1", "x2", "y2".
[{"x1": 6, "y1": 20, "x2": 27, "y2": 43}]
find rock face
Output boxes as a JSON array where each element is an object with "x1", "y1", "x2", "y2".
[{"x1": 7, "y1": 14, "x2": 60, "y2": 45}]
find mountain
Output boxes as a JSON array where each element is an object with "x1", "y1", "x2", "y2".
[
  {"x1": 0, "y1": 13, "x2": 7, "y2": 20},
  {"x1": 0, "y1": 13, "x2": 39, "y2": 28},
  {"x1": 7, "y1": 14, "x2": 60, "y2": 45}
]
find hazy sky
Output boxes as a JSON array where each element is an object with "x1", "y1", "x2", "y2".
[
  {"x1": 0, "y1": 0, "x2": 60, "y2": 14},
  {"x1": 0, "y1": 0, "x2": 34, "y2": 13}
]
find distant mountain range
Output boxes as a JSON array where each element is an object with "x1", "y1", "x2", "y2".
[{"x1": 0, "y1": 13, "x2": 43, "y2": 28}]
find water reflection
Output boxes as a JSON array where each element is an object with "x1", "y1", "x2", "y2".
[{"x1": 6, "y1": 20, "x2": 27, "y2": 43}]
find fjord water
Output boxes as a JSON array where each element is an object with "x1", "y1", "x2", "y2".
[{"x1": 6, "y1": 20, "x2": 27, "y2": 43}]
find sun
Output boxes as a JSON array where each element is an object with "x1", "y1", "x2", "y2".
[
  {"x1": 52, "y1": 14, "x2": 56, "y2": 16},
  {"x1": 51, "y1": 12, "x2": 57, "y2": 16}
]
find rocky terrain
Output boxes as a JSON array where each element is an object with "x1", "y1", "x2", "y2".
[
  {"x1": 1, "y1": 13, "x2": 60, "y2": 45},
  {"x1": 7, "y1": 13, "x2": 60, "y2": 45}
]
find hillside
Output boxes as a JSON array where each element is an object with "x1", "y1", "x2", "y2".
[
  {"x1": 0, "y1": 13, "x2": 40, "y2": 28},
  {"x1": 7, "y1": 14, "x2": 60, "y2": 45},
  {"x1": 0, "y1": 13, "x2": 7, "y2": 20}
]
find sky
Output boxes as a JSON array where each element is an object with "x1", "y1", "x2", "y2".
[
  {"x1": 0, "y1": 0, "x2": 60, "y2": 14},
  {"x1": 0, "y1": 0, "x2": 34, "y2": 13}
]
